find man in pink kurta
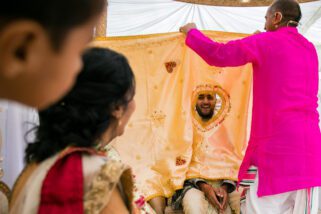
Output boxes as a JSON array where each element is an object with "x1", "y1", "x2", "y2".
[{"x1": 180, "y1": 0, "x2": 321, "y2": 213}]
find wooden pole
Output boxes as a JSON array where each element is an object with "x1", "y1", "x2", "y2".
[{"x1": 94, "y1": 0, "x2": 108, "y2": 38}]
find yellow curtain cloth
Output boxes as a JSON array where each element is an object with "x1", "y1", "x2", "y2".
[{"x1": 91, "y1": 31, "x2": 252, "y2": 201}]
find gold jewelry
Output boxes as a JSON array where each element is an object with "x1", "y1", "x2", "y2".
[{"x1": 95, "y1": 140, "x2": 106, "y2": 152}]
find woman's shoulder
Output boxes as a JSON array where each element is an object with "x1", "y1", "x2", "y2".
[
  {"x1": 82, "y1": 154, "x2": 134, "y2": 213},
  {"x1": 82, "y1": 154, "x2": 130, "y2": 186}
]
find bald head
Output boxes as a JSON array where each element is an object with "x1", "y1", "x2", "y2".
[{"x1": 270, "y1": 0, "x2": 302, "y2": 27}]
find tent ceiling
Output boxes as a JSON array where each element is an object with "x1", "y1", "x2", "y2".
[
  {"x1": 106, "y1": 0, "x2": 321, "y2": 43},
  {"x1": 175, "y1": 0, "x2": 318, "y2": 7},
  {"x1": 105, "y1": 0, "x2": 320, "y2": 71}
]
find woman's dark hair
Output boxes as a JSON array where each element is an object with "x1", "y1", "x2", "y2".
[
  {"x1": 271, "y1": 0, "x2": 302, "y2": 27},
  {"x1": 25, "y1": 47, "x2": 135, "y2": 163},
  {"x1": 0, "y1": 0, "x2": 106, "y2": 49}
]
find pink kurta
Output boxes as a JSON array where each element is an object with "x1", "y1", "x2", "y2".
[{"x1": 186, "y1": 27, "x2": 321, "y2": 197}]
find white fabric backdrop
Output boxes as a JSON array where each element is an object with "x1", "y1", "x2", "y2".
[{"x1": 0, "y1": 101, "x2": 38, "y2": 188}]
